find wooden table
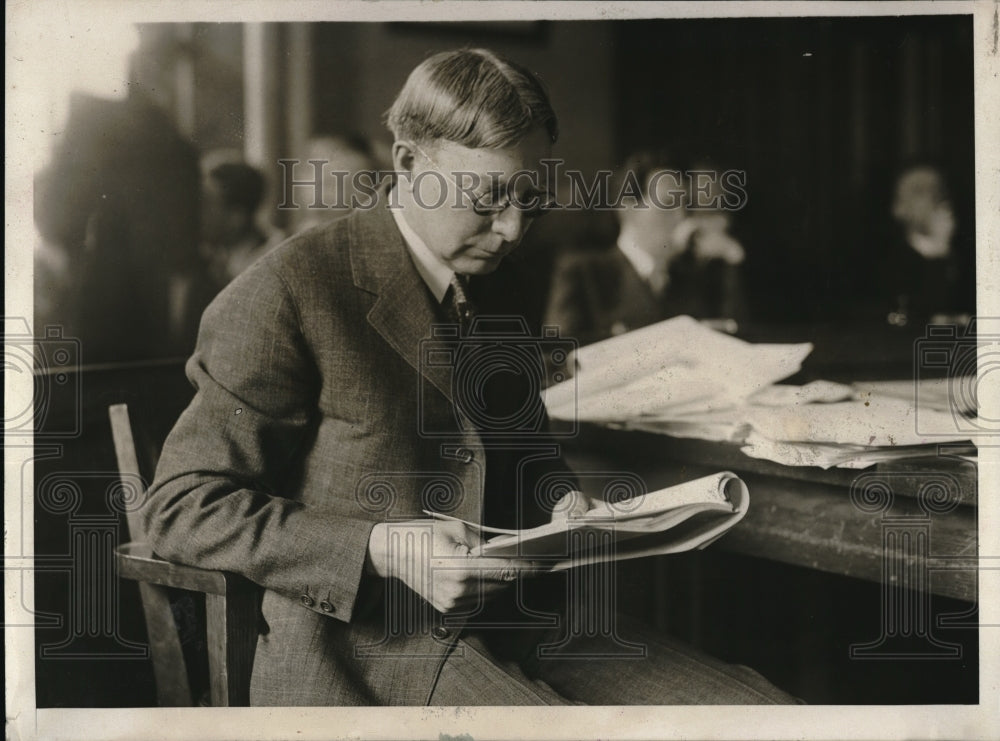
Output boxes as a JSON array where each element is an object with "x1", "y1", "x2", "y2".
[{"x1": 560, "y1": 424, "x2": 978, "y2": 603}]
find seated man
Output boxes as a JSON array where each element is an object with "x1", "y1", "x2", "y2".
[
  {"x1": 883, "y1": 162, "x2": 974, "y2": 328},
  {"x1": 142, "y1": 48, "x2": 794, "y2": 706},
  {"x1": 546, "y1": 151, "x2": 747, "y2": 346}
]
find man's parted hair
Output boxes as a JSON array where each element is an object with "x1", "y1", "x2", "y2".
[{"x1": 386, "y1": 48, "x2": 559, "y2": 148}]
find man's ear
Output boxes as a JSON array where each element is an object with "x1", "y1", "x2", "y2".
[{"x1": 392, "y1": 140, "x2": 418, "y2": 177}]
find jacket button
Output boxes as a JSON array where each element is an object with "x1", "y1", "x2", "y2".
[
  {"x1": 456, "y1": 448, "x2": 474, "y2": 464},
  {"x1": 300, "y1": 594, "x2": 315, "y2": 608},
  {"x1": 320, "y1": 601, "x2": 335, "y2": 614},
  {"x1": 433, "y1": 626, "x2": 451, "y2": 640}
]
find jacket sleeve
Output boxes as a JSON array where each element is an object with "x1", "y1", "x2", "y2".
[{"x1": 141, "y1": 262, "x2": 376, "y2": 623}]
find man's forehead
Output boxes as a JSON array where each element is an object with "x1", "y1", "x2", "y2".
[{"x1": 430, "y1": 133, "x2": 551, "y2": 175}]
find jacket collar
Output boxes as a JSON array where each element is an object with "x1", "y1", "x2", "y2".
[{"x1": 348, "y1": 185, "x2": 455, "y2": 404}]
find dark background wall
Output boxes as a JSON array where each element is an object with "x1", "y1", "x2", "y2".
[
  {"x1": 611, "y1": 16, "x2": 975, "y2": 321},
  {"x1": 312, "y1": 22, "x2": 616, "y2": 180},
  {"x1": 245, "y1": 17, "x2": 972, "y2": 323},
  {"x1": 127, "y1": 17, "x2": 976, "y2": 324}
]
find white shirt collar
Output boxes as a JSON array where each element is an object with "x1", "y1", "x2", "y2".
[
  {"x1": 616, "y1": 233, "x2": 657, "y2": 281},
  {"x1": 390, "y1": 195, "x2": 454, "y2": 303}
]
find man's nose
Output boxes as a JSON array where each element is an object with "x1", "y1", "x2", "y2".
[{"x1": 491, "y1": 205, "x2": 529, "y2": 243}]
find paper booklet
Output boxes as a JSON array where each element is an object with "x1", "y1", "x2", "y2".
[{"x1": 424, "y1": 472, "x2": 749, "y2": 571}]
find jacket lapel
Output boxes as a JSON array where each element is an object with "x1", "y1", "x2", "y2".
[{"x1": 348, "y1": 190, "x2": 455, "y2": 404}]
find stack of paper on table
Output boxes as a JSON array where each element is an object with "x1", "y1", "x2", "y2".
[
  {"x1": 543, "y1": 316, "x2": 977, "y2": 469},
  {"x1": 543, "y1": 315, "x2": 814, "y2": 421},
  {"x1": 852, "y1": 378, "x2": 977, "y2": 416},
  {"x1": 738, "y1": 394, "x2": 975, "y2": 468}
]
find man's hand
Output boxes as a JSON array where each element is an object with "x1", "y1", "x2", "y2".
[
  {"x1": 366, "y1": 519, "x2": 544, "y2": 614},
  {"x1": 691, "y1": 222, "x2": 745, "y2": 266}
]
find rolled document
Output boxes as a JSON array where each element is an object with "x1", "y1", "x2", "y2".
[{"x1": 424, "y1": 472, "x2": 751, "y2": 570}]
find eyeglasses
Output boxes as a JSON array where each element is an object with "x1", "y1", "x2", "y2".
[{"x1": 413, "y1": 143, "x2": 557, "y2": 219}]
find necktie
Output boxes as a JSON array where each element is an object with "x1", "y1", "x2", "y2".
[
  {"x1": 445, "y1": 273, "x2": 476, "y2": 330},
  {"x1": 443, "y1": 273, "x2": 512, "y2": 529}
]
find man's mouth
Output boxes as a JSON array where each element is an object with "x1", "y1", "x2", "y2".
[{"x1": 473, "y1": 242, "x2": 513, "y2": 258}]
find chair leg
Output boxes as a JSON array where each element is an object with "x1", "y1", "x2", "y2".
[
  {"x1": 138, "y1": 583, "x2": 194, "y2": 706},
  {"x1": 205, "y1": 588, "x2": 258, "y2": 706}
]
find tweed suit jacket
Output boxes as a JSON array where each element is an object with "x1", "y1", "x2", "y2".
[{"x1": 142, "y1": 190, "x2": 572, "y2": 705}]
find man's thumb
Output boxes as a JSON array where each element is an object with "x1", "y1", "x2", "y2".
[{"x1": 552, "y1": 490, "x2": 590, "y2": 519}]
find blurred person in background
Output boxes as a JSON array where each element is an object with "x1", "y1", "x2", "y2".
[
  {"x1": 199, "y1": 159, "x2": 286, "y2": 287},
  {"x1": 175, "y1": 158, "x2": 287, "y2": 344},
  {"x1": 545, "y1": 150, "x2": 747, "y2": 346},
  {"x1": 33, "y1": 27, "x2": 201, "y2": 363},
  {"x1": 296, "y1": 133, "x2": 381, "y2": 231},
  {"x1": 883, "y1": 162, "x2": 974, "y2": 328}
]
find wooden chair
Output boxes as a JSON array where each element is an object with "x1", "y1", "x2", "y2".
[{"x1": 109, "y1": 403, "x2": 259, "y2": 706}]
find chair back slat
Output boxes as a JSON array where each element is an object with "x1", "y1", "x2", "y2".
[
  {"x1": 109, "y1": 403, "x2": 194, "y2": 705},
  {"x1": 109, "y1": 403, "x2": 151, "y2": 543},
  {"x1": 109, "y1": 401, "x2": 257, "y2": 707}
]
